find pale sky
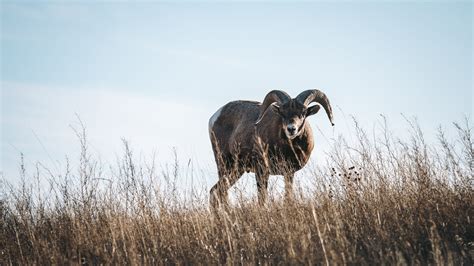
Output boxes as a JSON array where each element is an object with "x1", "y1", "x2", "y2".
[{"x1": 1, "y1": 1, "x2": 472, "y2": 188}]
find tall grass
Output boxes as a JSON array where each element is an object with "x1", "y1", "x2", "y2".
[{"x1": 1, "y1": 118, "x2": 472, "y2": 264}]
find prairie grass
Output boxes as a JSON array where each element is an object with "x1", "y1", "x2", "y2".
[{"x1": 1, "y1": 118, "x2": 472, "y2": 264}]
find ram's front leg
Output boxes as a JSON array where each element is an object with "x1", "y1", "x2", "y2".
[
  {"x1": 284, "y1": 173, "x2": 295, "y2": 202},
  {"x1": 255, "y1": 167, "x2": 270, "y2": 206}
]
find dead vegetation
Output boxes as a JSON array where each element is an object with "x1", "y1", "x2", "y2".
[{"x1": 0, "y1": 117, "x2": 472, "y2": 264}]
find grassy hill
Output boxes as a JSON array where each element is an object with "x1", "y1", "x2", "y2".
[{"x1": 1, "y1": 118, "x2": 472, "y2": 264}]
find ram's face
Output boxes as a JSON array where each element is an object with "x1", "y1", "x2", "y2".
[{"x1": 272, "y1": 100, "x2": 308, "y2": 140}]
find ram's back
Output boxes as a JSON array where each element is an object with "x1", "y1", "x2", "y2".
[{"x1": 208, "y1": 100, "x2": 260, "y2": 156}]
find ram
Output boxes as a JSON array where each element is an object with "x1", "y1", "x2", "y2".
[{"x1": 208, "y1": 89, "x2": 334, "y2": 207}]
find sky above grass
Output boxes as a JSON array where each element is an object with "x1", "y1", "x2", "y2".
[{"x1": 1, "y1": 1, "x2": 472, "y2": 187}]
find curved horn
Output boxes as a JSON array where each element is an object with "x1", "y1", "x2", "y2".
[
  {"x1": 296, "y1": 89, "x2": 335, "y2": 126},
  {"x1": 255, "y1": 90, "x2": 291, "y2": 125}
]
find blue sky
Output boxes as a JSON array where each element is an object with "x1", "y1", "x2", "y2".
[{"x1": 1, "y1": 1, "x2": 472, "y2": 186}]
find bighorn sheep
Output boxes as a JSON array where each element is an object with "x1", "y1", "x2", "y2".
[{"x1": 208, "y1": 90, "x2": 334, "y2": 207}]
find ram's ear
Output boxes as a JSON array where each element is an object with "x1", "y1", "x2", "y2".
[{"x1": 306, "y1": 105, "x2": 321, "y2": 117}]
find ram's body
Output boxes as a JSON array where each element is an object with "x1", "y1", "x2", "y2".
[
  {"x1": 208, "y1": 90, "x2": 334, "y2": 207},
  {"x1": 209, "y1": 100, "x2": 313, "y2": 176}
]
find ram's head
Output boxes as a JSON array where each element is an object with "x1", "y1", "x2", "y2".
[{"x1": 255, "y1": 90, "x2": 334, "y2": 139}]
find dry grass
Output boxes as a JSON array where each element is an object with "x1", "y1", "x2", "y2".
[{"x1": 1, "y1": 117, "x2": 473, "y2": 264}]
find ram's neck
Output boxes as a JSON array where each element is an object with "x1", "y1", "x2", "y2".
[
  {"x1": 254, "y1": 114, "x2": 284, "y2": 144},
  {"x1": 294, "y1": 123, "x2": 314, "y2": 152}
]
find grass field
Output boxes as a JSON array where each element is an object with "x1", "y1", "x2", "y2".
[{"x1": 1, "y1": 118, "x2": 472, "y2": 264}]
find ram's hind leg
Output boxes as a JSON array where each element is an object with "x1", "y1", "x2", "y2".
[{"x1": 210, "y1": 162, "x2": 242, "y2": 209}]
